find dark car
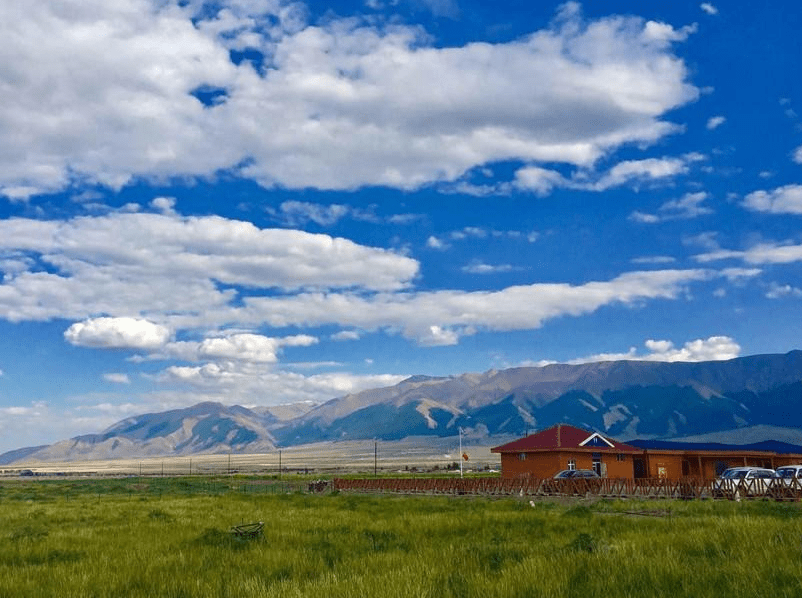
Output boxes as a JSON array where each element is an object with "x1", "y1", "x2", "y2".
[{"x1": 553, "y1": 469, "x2": 600, "y2": 479}]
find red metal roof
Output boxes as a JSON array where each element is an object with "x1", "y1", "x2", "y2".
[{"x1": 491, "y1": 424, "x2": 641, "y2": 454}]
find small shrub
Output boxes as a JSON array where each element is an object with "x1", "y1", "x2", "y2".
[
  {"x1": 148, "y1": 508, "x2": 174, "y2": 522},
  {"x1": 9, "y1": 525, "x2": 49, "y2": 543},
  {"x1": 566, "y1": 532, "x2": 598, "y2": 553}
]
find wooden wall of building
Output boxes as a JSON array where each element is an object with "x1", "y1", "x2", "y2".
[{"x1": 500, "y1": 450, "x2": 635, "y2": 479}]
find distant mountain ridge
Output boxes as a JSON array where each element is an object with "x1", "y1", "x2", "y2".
[{"x1": 5, "y1": 350, "x2": 802, "y2": 464}]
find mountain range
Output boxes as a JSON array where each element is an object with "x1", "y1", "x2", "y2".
[{"x1": 5, "y1": 350, "x2": 802, "y2": 464}]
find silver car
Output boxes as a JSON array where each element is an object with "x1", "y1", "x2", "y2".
[
  {"x1": 775, "y1": 465, "x2": 802, "y2": 488},
  {"x1": 712, "y1": 467, "x2": 777, "y2": 499},
  {"x1": 553, "y1": 469, "x2": 600, "y2": 479}
]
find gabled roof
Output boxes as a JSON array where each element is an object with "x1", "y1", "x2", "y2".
[{"x1": 491, "y1": 424, "x2": 641, "y2": 454}]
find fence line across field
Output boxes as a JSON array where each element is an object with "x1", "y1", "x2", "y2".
[{"x1": 332, "y1": 476, "x2": 802, "y2": 501}]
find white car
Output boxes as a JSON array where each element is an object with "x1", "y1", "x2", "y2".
[
  {"x1": 775, "y1": 465, "x2": 802, "y2": 488},
  {"x1": 712, "y1": 467, "x2": 778, "y2": 499}
]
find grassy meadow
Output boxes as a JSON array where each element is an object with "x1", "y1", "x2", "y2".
[{"x1": 1, "y1": 477, "x2": 801, "y2": 597}]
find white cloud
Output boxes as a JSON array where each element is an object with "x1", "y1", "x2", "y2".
[
  {"x1": 64, "y1": 317, "x2": 172, "y2": 349},
  {"x1": 706, "y1": 115, "x2": 726, "y2": 130},
  {"x1": 151, "y1": 197, "x2": 178, "y2": 215},
  {"x1": 695, "y1": 241, "x2": 802, "y2": 265},
  {"x1": 462, "y1": 262, "x2": 516, "y2": 274},
  {"x1": 631, "y1": 256, "x2": 676, "y2": 265},
  {"x1": 743, "y1": 184, "x2": 802, "y2": 214},
  {"x1": 720, "y1": 267, "x2": 762, "y2": 281},
  {"x1": 331, "y1": 330, "x2": 361, "y2": 341},
  {"x1": 0, "y1": 1, "x2": 698, "y2": 197},
  {"x1": 157, "y1": 362, "x2": 407, "y2": 404},
  {"x1": 417, "y1": 326, "x2": 462, "y2": 347},
  {"x1": 268, "y1": 201, "x2": 362, "y2": 226},
  {"x1": 0, "y1": 211, "x2": 419, "y2": 324},
  {"x1": 564, "y1": 335, "x2": 740, "y2": 363},
  {"x1": 104, "y1": 373, "x2": 131, "y2": 384},
  {"x1": 426, "y1": 236, "x2": 449, "y2": 250},
  {"x1": 236, "y1": 268, "x2": 713, "y2": 345},
  {"x1": 591, "y1": 157, "x2": 689, "y2": 190},
  {"x1": 515, "y1": 155, "x2": 693, "y2": 195},
  {"x1": 629, "y1": 211, "x2": 660, "y2": 224},
  {"x1": 700, "y1": 3, "x2": 718, "y2": 15},
  {"x1": 197, "y1": 333, "x2": 317, "y2": 363},
  {"x1": 513, "y1": 166, "x2": 565, "y2": 196},
  {"x1": 765, "y1": 283, "x2": 802, "y2": 299},
  {"x1": 0, "y1": 208, "x2": 719, "y2": 350},
  {"x1": 794, "y1": 145, "x2": 802, "y2": 164},
  {"x1": 630, "y1": 191, "x2": 713, "y2": 223}
]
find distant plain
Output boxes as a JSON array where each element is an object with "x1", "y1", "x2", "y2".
[{"x1": 3, "y1": 437, "x2": 506, "y2": 477}]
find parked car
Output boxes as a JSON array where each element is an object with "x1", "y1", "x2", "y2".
[
  {"x1": 712, "y1": 467, "x2": 777, "y2": 499},
  {"x1": 553, "y1": 469, "x2": 600, "y2": 479},
  {"x1": 775, "y1": 465, "x2": 802, "y2": 487}
]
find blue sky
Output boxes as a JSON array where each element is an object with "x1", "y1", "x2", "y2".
[{"x1": 1, "y1": 0, "x2": 802, "y2": 453}]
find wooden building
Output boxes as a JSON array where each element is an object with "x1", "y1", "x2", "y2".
[
  {"x1": 492, "y1": 424, "x2": 802, "y2": 480},
  {"x1": 490, "y1": 424, "x2": 641, "y2": 479},
  {"x1": 627, "y1": 439, "x2": 802, "y2": 479}
]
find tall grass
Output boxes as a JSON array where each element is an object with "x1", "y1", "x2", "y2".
[{"x1": 0, "y1": 478, "x2": 800, "y2": 597}]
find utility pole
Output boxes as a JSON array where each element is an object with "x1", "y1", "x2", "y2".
[{"x1": 374, "y1": 441, "x2": 378, "y2": 477}]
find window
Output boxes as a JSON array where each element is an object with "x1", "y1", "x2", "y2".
[
  {"x1": 518, "y1": 453, "x2": 526, "y2": 461},
  {"x1": 567, "y1": 459, "x2": 576, "y2": 471},
  {"x1": 616, "y1": 453, "x2": 626, "y2": 462}
]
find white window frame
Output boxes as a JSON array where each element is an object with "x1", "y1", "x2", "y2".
[{"x1": 567, "y1": 459, "x2": 576, "y2": 471}]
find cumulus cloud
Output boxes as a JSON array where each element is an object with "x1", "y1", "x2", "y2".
[
  {"x1": 0, "y1": 1, "x2": 698, "y2": 198},
  {"x1": 0, "y1": 207, "x2": 722, "y2": 352},
  {"x1": 551, "y1": 335, "x2": 740, "y2": 364},
  {"x1": 744, "y1": 184, "x2": 802, "y2": 214},
  {"x1": 235, "y1": 268, "x2": 713, "y2": 345},
  {"x1": 417, "y1": 326, "x2": 462, "y2": 347},
  {"x1": 64, "y1": 317, "x2": 172, "y2": 349},
  {"x1": 0, "y1": 211, "x2": 418, "y2": 323},
  {"x1": 158, "y1": 362, "x2": 406, "y2": 404},
  {"x1": 197, "y1": 333, "x2": 318, "y2": 363},
  {"x1": 794, "y1": 145, "x2": 802, "y2": 164},
  {"x1": 706, "y1": 115, "x2": 726, "y2": 129}
]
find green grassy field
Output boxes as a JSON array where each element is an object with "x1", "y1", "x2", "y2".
[{"x1": 1, "y1": 477, "x2": 801, "y2": 597}]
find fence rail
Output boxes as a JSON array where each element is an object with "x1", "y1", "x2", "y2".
[{"x1": 332, "y1": 476, "x2": 802, "y2": 501}]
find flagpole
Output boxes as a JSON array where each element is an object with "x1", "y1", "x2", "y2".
[{"x1": 459, "y1": 427, "x2": 463, "y2": 478}]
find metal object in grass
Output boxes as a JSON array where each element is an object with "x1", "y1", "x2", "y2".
[{"x1": 230, "y1": 521, "x2": 264, "y2": 539}]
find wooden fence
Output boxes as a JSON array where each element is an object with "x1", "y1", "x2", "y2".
[{"x1": 332, "y1": 476, "x2": 802, "y2": 501}]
